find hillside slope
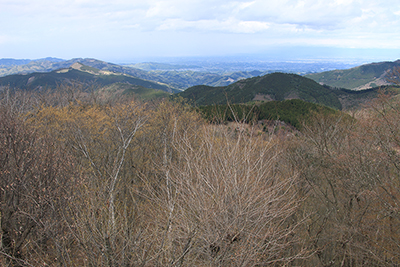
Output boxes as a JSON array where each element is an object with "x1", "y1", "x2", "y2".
[
  {"x1": 0, "y1": 63, "x2": 178, "y2": 94},
  {"x1": 177, "y1": 72, "x2": 343, "y2": 109},
  {"x1": 305, "y1": 60, "x2": 400, "y2": 90}
]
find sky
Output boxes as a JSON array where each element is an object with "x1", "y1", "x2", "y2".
[{"x1": 1, "y1": 0, "x2": 400, "y2": 63}]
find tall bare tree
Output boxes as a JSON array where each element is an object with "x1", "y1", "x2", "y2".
[
  {"x1": 141, "y1": 122, "x2": 305, "y2": 266},
  {"x1": 56, "y1": 100, "x2": 148, "y2": 266},
  {"x1": 0, "y1": 99, "x2": 74, "y2": 266}
]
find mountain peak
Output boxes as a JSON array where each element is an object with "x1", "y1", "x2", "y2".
[
  {"x1": 70, "y1": 62, "x2": 84, "y2": 70},
  {"x1": 177, "y1": 72, "x2": 343, "y2": 109}
]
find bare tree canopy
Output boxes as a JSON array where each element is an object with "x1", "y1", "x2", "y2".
[{"x1": 1, "y1": 86, "x2": 400, "y2": 266}]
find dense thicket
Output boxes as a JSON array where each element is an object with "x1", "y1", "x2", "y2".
[
  {"x1": 1, "y1": 86, "x2": 400, "y2": 266},
  {"x1": 197, "y1": 99, "x2": 339, "y2": 129}
]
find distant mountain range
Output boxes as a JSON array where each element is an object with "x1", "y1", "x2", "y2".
[
  {"x1": 0, "y1": 62, "x2": 178, "y2": 96},
  {"x1": 0, "y1": 57, "x2": 64, "y2": 66},
  {"x1": 1, "y1": 57, "x2": 399, "y2": 109},
  {"x1": 0, "y1": 58, "x2": 157, "y2": 83},
  {"x1": 0, "y1": 58, "x2": 269, "y2": 89},
  {"x1": 2, "y1": 57, "x2": 399, "y2": 91},
  {"x1": 305, "y1": 60, "x2": 400, "y2": 90}
]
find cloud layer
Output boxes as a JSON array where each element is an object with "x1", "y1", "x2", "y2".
[{"x1": 1, "y1": 0, "x2": 400, "y2": 60}]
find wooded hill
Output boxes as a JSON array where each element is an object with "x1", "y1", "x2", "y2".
[
  {"x1": 0, "y1": 62, "x2": 178, "y2": 94},
  {"x1": 305, "y1": 59, "x2": 400, "y2": 90},
  {"x1": 176, "y1": 72, "x2": 383, "y2": 110}
]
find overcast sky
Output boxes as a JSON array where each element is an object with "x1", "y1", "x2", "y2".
[{"x1": 1, "y1": 0, "x2": 400, "y2": 63}]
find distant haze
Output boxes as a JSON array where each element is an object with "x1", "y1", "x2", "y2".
[{"x1": 1, "y1": 0, "x2": 400, "y2": 63}]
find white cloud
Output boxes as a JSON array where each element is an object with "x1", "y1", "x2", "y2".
[
  {"x1": 157, "y1": 18, "x2": 270, "y2": 33},
  {"x1": 3, "y1": 0, "x2": 399, "y2": 33},
  {"x1": 1, "y1": 0, "x2": 400, "y2": 59},
  {"x1": 237, "y1": 21, "x2": 270, "y2": 33},
  {"x1": 0, "y1": 36, "x2": 7, "y2": 45}
]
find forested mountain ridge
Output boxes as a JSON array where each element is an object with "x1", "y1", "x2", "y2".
[
  {"x1": 176, "y1": 72, "x2": 384, "y2": 110},
  {"x1": 305, "y1": 59, "x2": 400, "y2": 90},
  {"x1": 0, "y1": 62, "x2": 178, "y2": 96},
  {"x1": 177, "y1": 72, "x2": 339, "y2": 107}
]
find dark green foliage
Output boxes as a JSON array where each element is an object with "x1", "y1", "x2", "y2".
[
  {"x1": 177, "y1": 72, "x2": 343, "y2": 109},
  {"x1": 331, "y1": 86, "x2": 396, "y2": 110},
  {"x1": 198, "y1": 99, "x2": 339, "y2": 129},
  {"x1": 334, "y1": 87, "x2": 378, "y2": 96},
  {"x1": 115, "y1": 83, "x2": 171, "y2": 100}
]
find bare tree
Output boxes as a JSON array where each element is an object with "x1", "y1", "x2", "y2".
[
  {"x1": 57, "y1": 99, "x2": 148, "y2": 266},
  {"x1": 141, "y1": 122, "x2": 305, "y2": 266},
  {"x1": 0, "y1": 100, "x2": 74, "y2": 266},
  {"x1": 287, "y1": 104, "x2": 400, "y2": 266},
  {"x1": 386, "y1": 66, "x2": 400, "y2": 86}
]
